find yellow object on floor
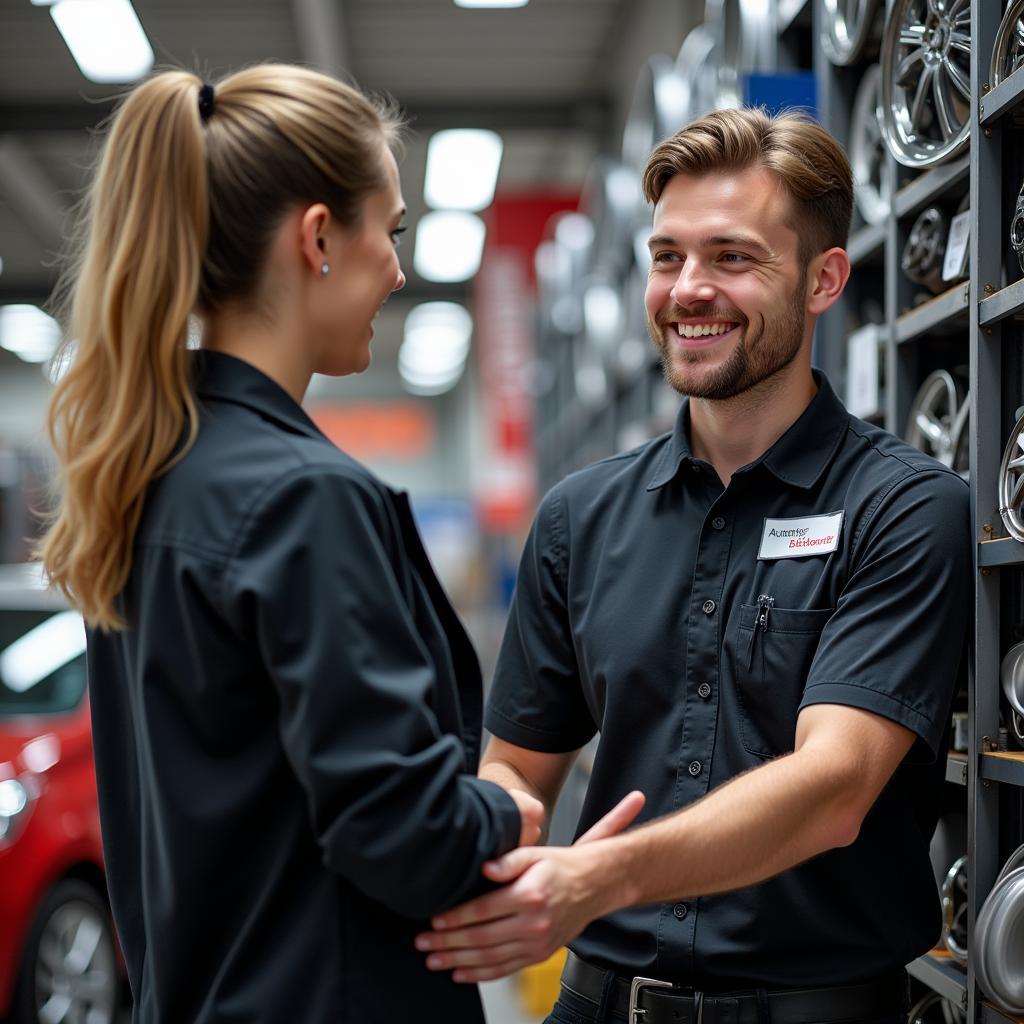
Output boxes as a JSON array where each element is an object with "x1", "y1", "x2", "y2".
[{"x1": 517, "y1": 947, "x2": 568, "y2": 1018}]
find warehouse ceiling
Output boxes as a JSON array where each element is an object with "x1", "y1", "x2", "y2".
[{"x1": 0, "y1": 0, "x2": 645, "y2": 369}]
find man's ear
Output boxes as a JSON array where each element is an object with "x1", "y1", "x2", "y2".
[
  {"x1": 806, "y1": 247, "x2": 851, "y2": 316},
  {"x1": 298, "y1": 203, "x2": 333, "y2": 275}
]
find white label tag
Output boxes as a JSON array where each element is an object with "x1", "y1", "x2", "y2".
[
  {"x1": 758, "y1": 512, "x2": 844, "y2": 560},
  {"x1": 943, "y1": 210, "x2": 970, "y2": 282},
  {"x1": 845, "y1": 324, "x2": 881, "y2": 419}
]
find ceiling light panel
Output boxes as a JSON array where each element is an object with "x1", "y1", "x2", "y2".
[
  {"x1": 50, "y1": 0, "x2": 154, "y2": 84},
  {"x1": 399, "y1": 302, "x2": 473, "y2": 396},
  {"x1": 424, "y1": 130, "x2": 504, "y2": 212},
  {"x1": 453, "y1": 0, "x2": 529, "y2": 7},
  {"x1": 413, "y1": 211, "x2": 486, "y2": 283},
  {"x1": 0, "y1": 305, "x2": 61, "y2": 364}
]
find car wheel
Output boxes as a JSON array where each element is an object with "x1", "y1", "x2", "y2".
[{"x1": 12, "y1": 879, "x2": 119, "y2": 1024}]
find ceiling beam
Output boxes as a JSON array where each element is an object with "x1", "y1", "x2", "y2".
[
  {"x1": 0, "y1": 137, "x2": 68, "y2": 253},
  {"x1": 290, "y1": 0, "x2": 351, "y2": 78},
  {"x1": 0, "y1": 97, "x2": 610, "y2": 136}
]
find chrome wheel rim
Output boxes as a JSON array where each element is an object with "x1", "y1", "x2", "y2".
[
  {"x1": 941, "y1": 854, "x2": 969, "y2": 963},
  {"x1": 622, "y1": 56, "x2": 691, "y2": 177},
  {"x1": 975, "y1": 866, "x2": 1024, "y2": 1013},
  {"x1": 992, "y1": 0, "x2": 1024, "y2": 89},
  {"x1": 904, "y1": 369, "x2": 968, "y2": 471},
  {"x1": 821, "y1": 0, "x2": 883, "y2": 65},
  {"x1": 850, "y1": 64, "x2": 891, "y2": 224},
  {"x1": 880, "y1": 0, "x2": 971, "y2": 168},
  {"x1": 999, "y1": 409, "x2": 1024, "y2": 542},
  {"x1": 901, "y1": 206, "x2": 949, "y2": 293},
  {"x1": 35, "y1": 899, "x2": 117, "y2": 1024},
  {"x1": 707, "y1": 0, "x2": 775, "y2": 109},
  {"x1": 1011, "y1": 180, "x2": 1024, "y2": 274}
]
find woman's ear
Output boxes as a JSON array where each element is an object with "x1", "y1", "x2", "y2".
[{"x1": 298, "y1": 203, "x2": 333, "y2": 275}]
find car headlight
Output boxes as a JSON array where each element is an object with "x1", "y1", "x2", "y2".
[{"x1": 0, "y1": 777, "x2": 31, "y2": 844}]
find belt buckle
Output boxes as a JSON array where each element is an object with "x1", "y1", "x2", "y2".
[{"x1": 627, "y1": 975, "x2": 677, "y2": 1024}]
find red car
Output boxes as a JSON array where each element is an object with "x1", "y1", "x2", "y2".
[{"x1": 0, "y1": 563, "x2": 120, "y2": 1024}]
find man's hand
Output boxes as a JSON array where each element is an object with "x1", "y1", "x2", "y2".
[
  {"x1": 415, "y1": 791, "x2": 644, "y2": 982},
  {"x1": 508, "y1": 788, "x2": 544, "y2": 847}
]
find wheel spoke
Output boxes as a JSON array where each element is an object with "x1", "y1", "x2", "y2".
[
  {"x1": 899, "y1": 26, "x2": 927, "y2": 50},
  {"x1": 910, "y1": 63, "x2": 936, "y2": 129},
  {"x1": 64, "y1": 917, "x2": 103, "y2": 975},
  {"x1": 933, "y1": 71, "x2": 957, "y2": 140},
  {"x1": 76, "y1": 969, "x2": 116, "y2": 1004},
  {"x1": 916, "y1": 412, "x2": 948, "y2": 446},
  {"x1": 943, "y1": 56, "x2": 970, "y2": 99},
  {"x1": 38, "y1": 993, "x2": 73, "y2": 1024},
  {"x1": 1008, "y1": 453, "x2": 1024, "y2": 471},
  {"x1": 896, "y1": 46, "x2": 927, "y2": 87},
  {"x1": 949, "y1": 30, "x2": 971, "y2": 56},
  {"x1": 1010, "y1": 474, "x2": 1024, "y2": 510}
]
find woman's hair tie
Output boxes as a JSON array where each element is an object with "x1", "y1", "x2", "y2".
[{"x1": 198, "y1": 83, "x2": 215, "y2": 123}]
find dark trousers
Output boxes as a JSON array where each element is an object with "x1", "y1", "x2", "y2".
[{"x1": 543, "y1": 985, "x2": 908, "y2": 1024}]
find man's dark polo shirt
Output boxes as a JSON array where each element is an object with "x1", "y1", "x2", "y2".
[{"x1": 485, "y1": 372, "x2": 971, "y2": 989}]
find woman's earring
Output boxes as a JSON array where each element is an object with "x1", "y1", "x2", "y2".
[{"x1": 320, "y1": 263, "x2": 329, "y2": 276}]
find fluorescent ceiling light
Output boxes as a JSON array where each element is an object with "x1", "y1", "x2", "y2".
[
  {"x1": 0, "y1": 611, "x2": 86, "y2": 694},
  {"x1": 399, "y1": 302, "x2": 473, "y2": 396},
  {"x1": 424, "y1": 130, "x2": 503, "y2": 211},
  {"x1": 454, "y1": 0, "x2": 529, "y2": 7},
  {"x1": 0, "y1": 305, "x2": 61, "y2": 364},
  {"x1": 413, "y1": 211, "x2": 486, "y2": 283},
  {"x1": 50, "y1": 0, "x2": 154, "y2": 84}
]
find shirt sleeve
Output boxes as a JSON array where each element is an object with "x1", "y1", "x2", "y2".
[
  {"x1": 485, "y1": 484, "x2": 597, "y2": 753},
  {"x1": 224, "y1": 465, "x2": 521, "y2": 919},
  {"x1": 800, "y1": 468, "x2": 971, "y2": 759}
]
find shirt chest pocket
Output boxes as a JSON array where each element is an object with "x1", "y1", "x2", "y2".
[{"x1": 732, "y1": 603, "x2": 834, "y2": 759}]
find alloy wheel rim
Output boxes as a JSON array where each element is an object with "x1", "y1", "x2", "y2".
[
  {"x1": 880, "y1": 0, "x2": 971, "y2": 168},
  {"x1": 34, "y1": 900, "x2": 116, "y2": 1024}
]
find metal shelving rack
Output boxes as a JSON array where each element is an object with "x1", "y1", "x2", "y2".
[{"x1": 815, "y1": 0, "x2": 1024, "y2": 1020}]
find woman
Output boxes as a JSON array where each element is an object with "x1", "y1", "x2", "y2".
[{"x1": 38, "y1": 65, "x2": 543, "y2": 1023}]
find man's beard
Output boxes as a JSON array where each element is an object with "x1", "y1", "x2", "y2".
[{"x1": 647, "y1": 285, "x2": 806, "y2": 400}]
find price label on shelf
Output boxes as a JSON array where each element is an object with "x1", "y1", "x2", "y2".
[
  {"x1": 943, "y1": 210, "x2": 970, "y2": 282},
  {"x1": 845, "y1": 324, "x2": 880, "y2": 419}
]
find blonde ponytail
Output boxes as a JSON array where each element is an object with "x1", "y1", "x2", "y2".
[
  {"x1": 40, "y1": 71, "x2": 207, "y2": 630},
  {"x1": 39, "y1": 65, "x2": 402, "y2": 630}
]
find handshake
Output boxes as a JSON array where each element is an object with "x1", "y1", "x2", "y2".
[{"x1": 414, "y1": 788, "x2": 646, "y2": 984}]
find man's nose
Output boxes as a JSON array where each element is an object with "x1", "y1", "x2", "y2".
[{"x1": 669, "y1": 260, "x2": 716, "y2": 308}]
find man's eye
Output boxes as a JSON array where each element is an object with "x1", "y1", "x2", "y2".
[
  {"x1": 652, "y1": 251, "x2": 680, "y2": 264},
  {"x1": 720, "y1": 252, "x2": 748, "y2": 263}
]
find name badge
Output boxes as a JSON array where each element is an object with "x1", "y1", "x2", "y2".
[{"x1": 758, "y1": 511, "x2": 844, "y2": 560}]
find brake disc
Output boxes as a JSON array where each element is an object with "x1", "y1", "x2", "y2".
[
  {"x1": 999, "y1": 408, "x2": 1024, "y2": 542},
  {"x1": 850, "y1": 64, "x2": 891, "y2": 225},
  {"x1": 992, "y1": 0, "x2": 1024, "y2": 89},
  {"x1": 880, "y1": 0, "x2": 971, "y2": 168},
  {"x1": 941, "y1": 854, "x2": 969, "y2": 963},
  {"x1": 821, "y1": 0, "x2": 884, "y2": 65},
  {"x1": 904, "y1": 369, "x2": 969, "y2": 473},
  {"x1": 902, "y1": 207, "x2": 949, "y2": 293}
]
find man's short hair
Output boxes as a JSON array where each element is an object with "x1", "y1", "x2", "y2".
[{"x1": 642, "y1": 107, "x2": 854, "y2": 266}]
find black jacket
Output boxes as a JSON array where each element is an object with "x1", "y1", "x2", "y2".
[{"x1": 86, "y1": 351, "x2": 520, "y2": 1023}]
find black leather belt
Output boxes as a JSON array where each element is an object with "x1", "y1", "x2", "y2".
[{"x1": 560, "y1": 951, "x2": 908, "y2": 1024}]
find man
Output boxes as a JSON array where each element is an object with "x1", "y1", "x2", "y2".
[{"x1": 417, "y1": 108, "x2": 970, "y2": 1024}]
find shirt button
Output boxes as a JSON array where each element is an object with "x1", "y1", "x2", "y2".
[
  {"x1": 702, "y1": 600, "x2": 716, "y2": 615},
  {"x1": 672, "y1": 903, "x2": 688, "y2": 920},
  {"x1": 697, "y1": 683, "x2": 712, "y2": 700},
  {"x1": 688, "y1": 760, "x2": 702, "y2": 776},
  {"x1": 711, "y1": 516, "x2": 726, "y2": 530}
]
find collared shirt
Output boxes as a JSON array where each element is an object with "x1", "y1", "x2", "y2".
[
  {"x1": 86, "y1": 351, "x2": 520, "y2": 1024},
  {"x1": 485, "y1": 372, "x2": 970, "y2": 989}
]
